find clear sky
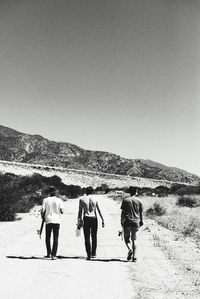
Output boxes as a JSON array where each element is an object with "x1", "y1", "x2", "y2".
[{"x1": 0, "y1": 0, "x2": 200, "y2": 175}]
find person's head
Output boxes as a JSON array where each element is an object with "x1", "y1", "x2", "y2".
[
  {"x1": 128, "y1": 186, "x2": 137, "y2": 196},
  {"x1": 49, "y1": 186, "x2": 57, "y2": 196},
  {"x1": 86, "y1": 186, "x2": 94, "y2": 195},
  {"x1": 81, "y1": 187, "x2": 86, "y2": 195}
]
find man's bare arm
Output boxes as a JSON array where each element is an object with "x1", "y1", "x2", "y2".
[
  {"x1": 96, "y1": 202, "x2": 104, "y2": 227},
  {"x1": 41, "y1": 207, "x2": 45, "y2": 220},
  {"x1": 139, "y1": 202, "x2": 143, "y2": 226},
  {"x1": 78, "y1": 199, "x2": 83, "y2": 220},
  {"x1": 121, "y1": 211, "x2": 125, "y2": 227}
]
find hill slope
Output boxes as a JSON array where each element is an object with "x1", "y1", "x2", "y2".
[{"x1": 0, "y1": 125, "x2": 199, "y2": 185}]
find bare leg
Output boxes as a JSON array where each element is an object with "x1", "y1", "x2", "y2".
[
  {"x1": 132, "y1": 240, "x2": 136, "y2": 259},
  {"x1": 124, "y1": 226, "x2": 133, "y2": 260},
  {"x1": 125, "y1": 240, "x2": 132, "y2": 252}
]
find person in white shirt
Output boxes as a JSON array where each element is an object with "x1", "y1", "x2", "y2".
[
  {"x1": 77, "y1": 186, "x2": 104, "y2": 260},
  {"x1": 41, "y1": 186, "x2": 64, "y2": 260}
]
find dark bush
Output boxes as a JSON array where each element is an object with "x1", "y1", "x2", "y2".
[
  {"x1": 170, "y1": 183, "x2": 186, "y2": 193},
  {"x1": 13, "y1": 195, "x2": 36, "y2": 213},
  {"x1": 171, "y1": 184, "x2": 200, "y2": 196},
  {"x1": 95, "y1": 183, "x2": 110, "y2": 194},
  {"x1": 66, "y1": 185, "x2": 82, "y2": 198},
  {"x1": 0, "y1": 186, "x2": 18, "y2": 221},
  {"x1": 138, "y1": 187, "x2": 155, "y2": 196},
  {"x1": 155, "y1": 186, "x2": 170, "y2": 197},
  {"x1": 0, "y1": 172, "x2": 82, "y2": 221},
  {"x1": 146, "y1": 203, "x2": 166, "y2": 217},
  {"x1": 176, "y1": 195, "x2": 198, "y2": 208},
  {"x1": 47, "y1": 175, "x2": 62, "y2": 186}
]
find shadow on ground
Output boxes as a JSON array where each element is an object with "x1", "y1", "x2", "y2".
[{"x1": 6, "y1": 255, "x2": 127, "y2": 262}]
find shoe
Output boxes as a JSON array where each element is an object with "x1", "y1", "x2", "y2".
[
  {"x1": 51, "y1": 256, "x2": 58, "y2": 260},
  {"x1": 86, "y1": 256, "x2": 91, "y2": 260},
  {"x1": 127, "y1": 250, "x2": 133, "y2": 261},
  {"x1": 44, "y1": 255, "x2": 51, "y2": 258},
  {"x1": 132, "y1": 257, "x2": 137, "y2": 262},
  {"x1": 91, "y1": 255, "x2": 96, "y2": 258}
]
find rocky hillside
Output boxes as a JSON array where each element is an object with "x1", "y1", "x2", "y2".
[
  {"x1": 0, "y1": 125, "x2": 199, "y2": 185},
  {"x1": 0, "y1": 160, "x2": 174, "y2": 189}
]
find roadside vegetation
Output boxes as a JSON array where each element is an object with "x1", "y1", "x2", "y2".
[
  {"x1": 142, "y1": 194, "x2": 200, "y2": 243},
  {"x1": 1, "y1": 168, "x2": 200, "y2": 241},
  {"x1": 0, "y1": 173, "x2": 115, "y2": 222},
  {"x1": 109, "y1": 186, "x2": 200, "y2": 287},
  {"x1": 108, "y1": 183, "x2": 200, "y2": 243},
  {"x1": 0, "y1": 173, "x2": 83, "y2": 221}
]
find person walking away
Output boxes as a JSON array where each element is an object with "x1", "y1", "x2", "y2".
[
  {"x1": 78, "y1": 186, "x2": 104, "y2": 260},
  {"x1": 41, "y1": 186, "x2": 64, "y2": 260},
  {"x1": 121, "y1": 186, "x2": 143, "y2": 262}
]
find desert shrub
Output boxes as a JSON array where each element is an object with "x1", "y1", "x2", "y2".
[
  {"x1": 176, "y1": 195, "x2": 198, "y2": 208},
  {"x1": 146, "y1": 202, "x2": 166, "y2": 217},
  {"x1": 46, "y1": 175, "x2": 62, "y2": 186},
  {"x1": 0, "y1": 172, "x2": 83, "y2": 221},
  {"x1": 31, "y1": 192, "x2": 43, "y2": 205},
  {"x1": 181, "y1": 216, "x2": 199, "y2": 236},
  {"x1": 0, "y1": 173, "x2": 15, "y2": 185},
  {"x1": 104, "y1": 187, "x2": 110, "y2": 194},
  {"x1": 174, "y1": 187, "x2": 187, "y2": 196},
  {"x1": 95, "y1": 183, "x2": 110, "y2": 194},
  {"x1": 0, "y1": 186, "x2": 19, "y2": 221},
  {"x1": 171, "y1": 184, "x2": 200, "y2": 196},
  {"x1": 138, "y1": 187, "x2": 155, "y2": 196},
  {"x1": 100, "y1": 183, "x2": 110, "y2": 193},
  {"x1": 141, "y1": 194, "x2": 200, "y2": 242},
  {"x1": 65, "y1": 185, "x2": 82, "y2": 198},
  {"x1": 155, "y1": 186, "x2": 170, "y2": 197},
  {"x1": 13, "y1": 195, "x2": 36, "y2": 213},
  {"x1": 170, "y1": 184, "x2": 187, "y2": 194},
  {"x1": 185, "y1": 186, "x2": 200, "y2": 195}
]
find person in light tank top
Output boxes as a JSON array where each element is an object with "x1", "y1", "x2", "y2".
[{"x1": 77, "y1": 186, "x2": 104, "y2": 260}]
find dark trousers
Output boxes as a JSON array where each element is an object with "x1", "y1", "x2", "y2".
[
  {"x1": 83, "y1": 217, "x2": 98, "y2": 258},
  {"x1": 45, "y1": 223, "x2": 60, "y2": 257}
]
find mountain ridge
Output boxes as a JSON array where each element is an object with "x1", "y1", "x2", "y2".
[{"x1": 0, "y1": 124, "x2": 199, "y2": 185}]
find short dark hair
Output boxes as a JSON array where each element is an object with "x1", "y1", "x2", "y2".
[
  {"x1": 86, "y1": 186, "x2": 94, "y2": 195},
  {"x1": 128, "y1": 186, "x2": 137, "y2": 195},
  {"x1": 49, "y1": 186, "x2": 56, "y2": 195}
]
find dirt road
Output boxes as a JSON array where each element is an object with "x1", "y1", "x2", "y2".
[{"x1": 0, "y1": 195, "x2": 199, "y2": 299}]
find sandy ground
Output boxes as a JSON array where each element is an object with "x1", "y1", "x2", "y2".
[{"x1": 0, "y1": 195, "x2": 199, "y2": 299}]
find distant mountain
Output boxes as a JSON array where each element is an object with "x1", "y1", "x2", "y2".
[{"x1": 0, "y1": 125, "x2": 199, "y2": 185}]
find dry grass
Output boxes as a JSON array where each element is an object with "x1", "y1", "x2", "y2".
[
  {"x1": 141, "y1": 195, "x2": 200, "y2": 288},
  {"x1": 151, "y1": 229, "x2": 200, "y2": 286},
  {"x1": 140, "y1": 195, "x2": 200, "y2": 242},
  {"x1": 109, "y1": 192, "x2": 200, "y2": 242}
]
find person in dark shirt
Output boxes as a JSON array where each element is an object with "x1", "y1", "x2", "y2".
[{"x1": 121, "y1": 186, "x2": 143, "y2": 262}]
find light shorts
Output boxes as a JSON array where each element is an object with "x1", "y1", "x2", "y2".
[{"x1": 124, "y1": 221, "x2": 139, "y2": 242}]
